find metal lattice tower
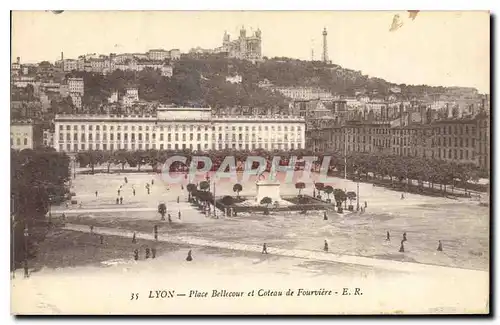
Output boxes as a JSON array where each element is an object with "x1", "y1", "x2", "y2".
[{"x1": 322, "y1": 27, "x2": 328, "y2": 63}]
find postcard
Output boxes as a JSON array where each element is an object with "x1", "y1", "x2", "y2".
[{"x1": 10, "y1": 10, "x2": 490, "y2": 315}]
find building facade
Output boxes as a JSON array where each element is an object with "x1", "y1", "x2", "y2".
[
  {"x1": 53, "y1": 107, "x2": 306, "y2": 153},
  {"x1": 11, "y1": 120, "x2": 43, "y2": 150},
  {"x1": 214, "y1": 27, "x2": 262, "y2": 62}
]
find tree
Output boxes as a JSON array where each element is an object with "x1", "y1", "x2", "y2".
[
  {"x1": 295, "y1": 182, "x2": 306, "y2": 197},
  {"x1": 333, "y1": 189, "x2": 347, "y2": 207},
  {"x1": 323, "y1": 185, "x2": 334, "y2": 202},
  {"x1": 346, "y1": 191, "x2": 357, "y2": 205},
  {"x1": 221, "y1": 195, "x2": 234, "y2": 206},
  {"x1": 232, "y1": 183, "x2": 243, "y2": 199},
  {"x1": 158, "y1": 203, "x2": 167, "y2": 220},
  {"x1": 199, "y1": 181, "x2": 210, "y2": 192},
  {"x1": 186, "y1": 183, "x2": 197, "y2": 201},
  {"x1": 260, "y1": 196, "x2": 272, "y2": 215},
  {"x1": 314, "y1": 182, "x2": 325, "y2": 197}
]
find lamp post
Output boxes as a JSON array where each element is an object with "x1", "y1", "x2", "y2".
[
  {"x1": 356, "y1": 170, "x2": 360, "y2": 211},
  {"x1": 23, "y1": 226, "x2": 29, "y2": 278}
]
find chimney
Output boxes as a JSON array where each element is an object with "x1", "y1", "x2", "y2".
[{"x1": 61, "y1": 52, "x2": 64, "y2": 61}]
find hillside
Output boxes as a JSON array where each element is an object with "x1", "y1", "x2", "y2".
[{"x1": 62, "y1": 55, "x2": 476, "y2": 115}]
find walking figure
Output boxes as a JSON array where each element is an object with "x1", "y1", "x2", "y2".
[
  {"x1": 168, "y1": 213, "x2": 172, "y2": 223},
  {"x1": 116, "y1": 198, "x2": 119, "y2": 205},
  {"x1": 118, "y1": 189, "x2": 121, "y2": 196},
  {"x1": 178, "y1": 211, "x2": 181, "y2": 220},
  {"x1": 95, "y1": 190, "x2": 98, "y2": 197},
  {"x1": 124, "y1": 177, "x2": 128, "y2": 183},
  {"x1": 90, "y1": 225, "x2": 94, "y2": 234},
  {"x1": 177, "y1": 196, "x2": 180, "y2": 204},
  {"x1": 386, "y1": 231, "x2": 390, "y2": 241},
  {"x1": 154, "y1": 225, "x2": 158, "y2": 241},
  {"x1": 100, "y1": 235, "x2": 104, "y2": 245},
  {"x1": 186, "y1": 250, "x2": 193, "y2": 261},
  {"x1": 133, "y1": 249, "x2": 139, "y2": 261},
  {"x1": 399, "y1": 240, "x2": 405, "y2": 253},
  {"x1": 364, "y1": 201, "x2": 367, "y2": 208},
  {"x1": 151, "y1": 179, "x2": 154, "y2": 185},
  {"x1": 323, "y1": 211, "x2": 328, "y2": 220},
  {"x1": 120, "y1": 197, "x2": 123, "y2": 204},
  {"x1": 145, "y1": 248, "x2": 150, "y2": 259},
  {"x1": 132, "y1": 232, "x2": 137, "y2": 243},
  {"x1": 437, "y1": 240, "x2": 443, "y2": 252},
  {"x1": 262, "y1": 243, "x2": 268, "y2": 254},
  {"x1": 133, "y1": 189, "x2": 136, "y2": 196},
  {"x1": 401, "y1": 193, "x2": 405, "y2": 200},
  {"x1": 181, "y1": 184, "x2": 184, "y2": 190},
  {"x1": 323, "y1": 240, "x2": 329, "y2": 252},
  {"x1": 402, "y1": 232, "x2": 407, "y2": 242},
  {"x1": 147, "y1": 188, "x2": 150, "y2": 195},
  {"x1": 62, "y1": 213, "x2": 66, "y2": 221},
  {"x1": 152, "y1": 247, "x2": 156, "y2": 259}
]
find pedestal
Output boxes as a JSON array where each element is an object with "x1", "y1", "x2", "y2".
[{"x1": 255, "y1": 181, "x2": 282, "y2": 204}]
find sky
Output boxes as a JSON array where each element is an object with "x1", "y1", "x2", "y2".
[{"x1": 11, "y1": 11, "x2": 490, "y2": 93}]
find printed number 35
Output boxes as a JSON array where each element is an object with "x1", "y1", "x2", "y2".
[{"x1": 131, "y1": 293, "x2": 139, "y2": 300}]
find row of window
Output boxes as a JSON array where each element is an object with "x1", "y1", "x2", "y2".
[
  {"x1": 11, "y1": 138, "x2": 28, "y2": 146},
  {"x1": 58, "y1": 142, "x2": 303, "y2": 152},
  {"x1": 58, "y1": 132, "x2": 299, "y2": 142},
  {"x1": 58, "y1": 124, "x2": 303, "y2": 132}
]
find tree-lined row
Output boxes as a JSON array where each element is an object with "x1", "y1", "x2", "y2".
[{"x1": 76, "y1": 148, "x2": 481, "y2": 194}]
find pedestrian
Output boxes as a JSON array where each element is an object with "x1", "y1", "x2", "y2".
[
  {"x1": 186, "y1": 250, "x2": 193, "y2": 261},
  {"x1": 178, "y1": 211, "x2": 181, "y2": 220},
  {"x1": 168, "y1": 213, "x2": 172, "y2": 223},
  {"x1": 151, "y1": 179, "x2": 154, "y2": 185},
  {"x1": 118, "y1": 189, "x2": 121, "y2": 196},
  {"x1": 120, "y1": 197, "x2": 123, "y2": 204},
  {"x1": 181, "y1": 184, "x2": 184, "y2": 190},
  {"x1": 364, "y1": 201, "x2": 367, "y2": 208},
  {"x1": 145, "y1": 247, "x2": 150, "y2": 259},
  {"x1": 386, "y1": 231, "x2": 390, "y2": 241},
  {"x1": 95, "y1": 190, "x2": 98, "y2": 197},
  {"x1": 132, "y1": 232, "x2": 137, "y2": 243},
  {"x1": 133, "y1": 249, "x2": 139, "y2": 261},
  {"x1": 177, "y1": 196, "x2": 180, "y2": 204},
  {"x1": 124, "y1": 177, "x2": 128, "y2": 183},
  {"x1": 152, "y1": 247, "x2": 156, "y2": 259},
  {"x1": 262, "y1": 243, "x2": 268, "y2": 254},
  {"x1": 116, "y1": 198, "x2": 119, "y2": 205},
  {"x1": 154, "y1": 225, "x2": 158, "y2": 241},
  {"x1": 147, "y1": 188, "x2": 150, "y2": 195},
  {"x1": 403, "y1": 232, "x2": 407, "y2": 242},
  {"x1": 399, "y1": 240, "x2": 405, "y2": 253},
  {"x1": 100, "y1": 235, "x2": 104, "y2": 245},
  {"x1": 62, "y1": 213, "x2": 66, "y2": 221},
  {"x1": 133, "y1": 188, "x2": 136, "y2": 196},
  {"x1": 401, "y1": 193, "x2": 404, "y2": 200},
  {"x1": 90, "y1": 225, "x2": 94, "y2": 234},
  {"x1": 323, "y1": 240, "x2": 329, "y2": 252},
  {"x1": 437, "y1": 240, "x2": 443, "y2": 252}
]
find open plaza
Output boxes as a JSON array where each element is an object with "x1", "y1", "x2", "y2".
[{"x1": 11, "y1": 167, "x2": 489, "y2": 314}]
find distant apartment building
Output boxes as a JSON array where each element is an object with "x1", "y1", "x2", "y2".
[
  {"x1": 43, "y1": 128, "x2": 54, "y2": 147},
  {"x1": 62, "y1": 59, "x2": 78, "y2": 72},
  {"x1": 161, "y1": 65, "x2": 173, "y2": 77},
  {"x1": 68, "y1": 77, "x2": 84, "y2": 96},
  {"x1": 10, "y1": 120, "x2": 43, "y2": 150},
  {"x1": 147, "y1": 49, "x2": 170, "y2": 61},
  {"x1": 122, "y1": 88, "x2": 139, "y2": 107},
  {"x1": 273, "y1": 86, "x2": 335, "y2": 101},
  {"x1": 70, "y1": 94, "x2": 83, "y2": 110}
]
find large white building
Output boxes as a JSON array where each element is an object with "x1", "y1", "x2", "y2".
[
  {"x1": 53, "y1": 107, "x2": 305, "y2": 153},
  {"x1": 68, "y1": 77, "x2": 84, "y2": 96}
]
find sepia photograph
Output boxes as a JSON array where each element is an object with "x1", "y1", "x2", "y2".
[{"x1": 9, "y1": 10, "x2": 490, "y2": 315}]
